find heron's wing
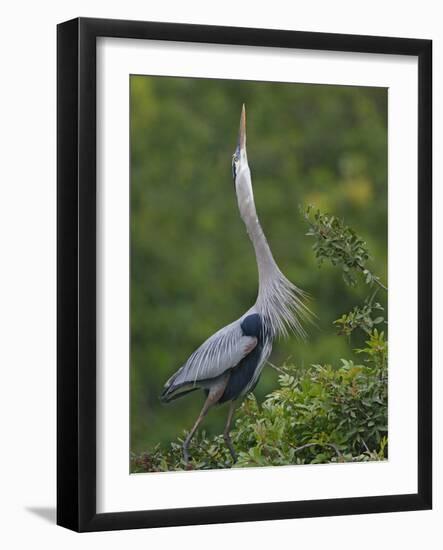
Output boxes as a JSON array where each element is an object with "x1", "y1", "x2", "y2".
[{"x1": 164, "y1": 319, "x2": 257, "y2": 391}]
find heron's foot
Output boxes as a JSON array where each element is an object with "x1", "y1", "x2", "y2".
[{"x1": 223, "y1": 432, "x2": 237, "y2": 463}]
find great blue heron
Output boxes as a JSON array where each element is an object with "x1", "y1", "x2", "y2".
[{"x1": 161, "y1": 105, "x2": 311, "y2": 464}]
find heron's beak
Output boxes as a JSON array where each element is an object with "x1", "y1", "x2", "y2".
[{"x1": 236, "y1": 104, "x2": 246, "y2": 155}]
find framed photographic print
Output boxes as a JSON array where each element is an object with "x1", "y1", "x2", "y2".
[{"x1": 57, "y1": 17, "x2": 432, "y2": 532}]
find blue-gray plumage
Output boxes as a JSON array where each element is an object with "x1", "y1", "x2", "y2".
[
  {"x1": 240, "y1": 312, "x2": 262, "y2": 337},
  {"x1": 161, "y1": 105, "x2": 312, "y2": 464},
  {"x1": 218, "y1": 314, "x2": 264, "y2": 404}
]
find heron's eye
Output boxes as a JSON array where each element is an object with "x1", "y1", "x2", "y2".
[{"x1": 232, "y1": 154, "x2": 240, "y2": 181}]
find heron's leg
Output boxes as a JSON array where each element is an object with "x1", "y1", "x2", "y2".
[
  {"x1": 183, "y1": 378, "x2": 228, "y2": 465},
  {"x1": 223, "y1": 401, "x2": 238, "y2": 463},
  {"x1": 182, "y1": 396, "x2": 213, "y2": 464}
]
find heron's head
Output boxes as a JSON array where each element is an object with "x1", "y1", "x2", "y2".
[
  {"x1": 232, "y1": 104, "x2": 253, "y2": 206},
  {"x1": 232, "y1": 104, "x2": 248, "y2": 179}
]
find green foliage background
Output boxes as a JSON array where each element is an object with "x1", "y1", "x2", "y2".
[{"x1": 130, "y1": 75, "x2": 387, "y2": 459}]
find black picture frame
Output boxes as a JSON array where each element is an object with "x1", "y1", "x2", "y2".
[{"x1": 57, "y1": 17, "x2": 432, "y2": 532}]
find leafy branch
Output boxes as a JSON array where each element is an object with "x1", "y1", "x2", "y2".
[
  {"x1": 334, "y1": 290, "x2": 385, "y2": 337},
  {"x1": 302, "y1": 205, "x2": 387, "y2": 291},
  {"x1": 301, "y1": 205, "x2": 387, "y2": 337}
]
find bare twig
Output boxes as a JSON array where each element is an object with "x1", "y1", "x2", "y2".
[
  {"x1": 266, "y1": 361, "x2": 287, "y2": 375},
  {"x1": 356, "y1": 264, "x2": 387, "y2": 291},
  {"x1": 373, "y1": 278, "x2": 388, "y2": 291}
]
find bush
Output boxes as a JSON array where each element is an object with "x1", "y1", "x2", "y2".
[{"x1": 131, "y1": 329, "x2": 387, "y2": 472}]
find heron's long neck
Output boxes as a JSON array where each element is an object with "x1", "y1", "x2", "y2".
[
  {"x1": 236, "y1": 171, "x2": 309, "y2": 339},
  {"x1": 238, "y1": 196, "x2": 280, "y2": 289}
]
